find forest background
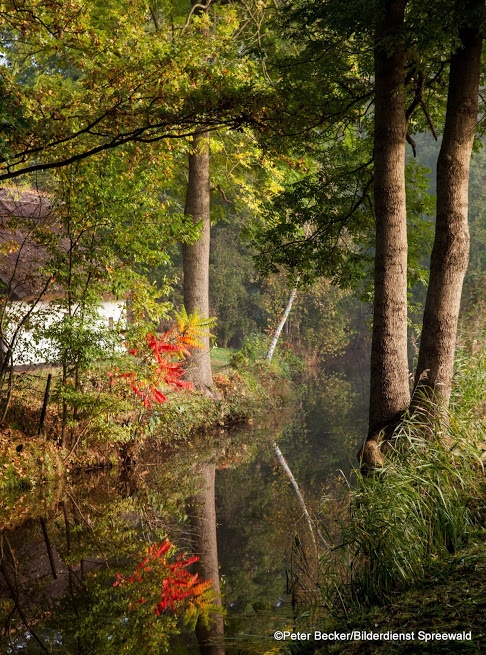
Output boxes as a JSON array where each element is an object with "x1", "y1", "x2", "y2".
[{"x1": 2, "y1": 1, "x2": 486, "y2": 653}]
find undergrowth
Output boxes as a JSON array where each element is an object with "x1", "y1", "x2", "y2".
[
  {"x1": 0, "y1": 351, "x2": 294, "y2": 490},
  {"x1": 322, "y1": 422, "x2": 481, "y2": 615},
  {"x1": 283, "y1": 341, "x2": 486, "y2": 654}
]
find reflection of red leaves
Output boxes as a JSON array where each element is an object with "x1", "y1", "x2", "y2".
[{"x1": 113, "y1": 539, "x2": 212, "y2": 617}]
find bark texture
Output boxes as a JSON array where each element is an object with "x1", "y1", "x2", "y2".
[
  {"x1": 182, "y1": 133, "x2": 215, "y2": 393},
  {"x1": 414, "y1": 7, "x2": 483, "y2": 407},
  {"x1": 190, "y1": 463, "x2": 225, "y2": 655},
  {"x1": 366, "y1": 0, "x2": 409, "y2": 453}
]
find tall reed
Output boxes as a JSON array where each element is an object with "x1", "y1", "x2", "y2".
[{"x1": 319, "y1": 383, "x2": 484, "y2": 614}]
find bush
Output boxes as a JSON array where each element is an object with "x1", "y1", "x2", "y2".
[{"x1": 230, "y1": 333, "x2": 305, "y2": 380}]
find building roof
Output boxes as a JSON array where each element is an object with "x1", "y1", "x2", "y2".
[
  {"x1": 0, "y1": 187, "x2": 122, "y2": 304},
  {"x1": 0, "y1": 187, "x2": 64, "y2": 301}
]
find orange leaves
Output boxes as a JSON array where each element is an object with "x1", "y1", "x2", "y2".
[
  {"x1": 109, "y1": 310, "x2": 214, "y2": 408},
  {"x1": 113, "y1": 538, "x2": 213, "y2": 618}
]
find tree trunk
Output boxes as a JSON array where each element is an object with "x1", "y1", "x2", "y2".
[
  {"x1": 190, "y1": 463, "x2": 225, "y2": 655},
  {"x1": 182, "y1": 133, "x2": 215, "y2": 393},
  {"x1": 363, "y1": 0, "x2": 409, "y2": 466},
  {"x1": 266, "y1": 276, "x2": 300, "y2": 361},
  {"x1": 414, "y1": 5, "x2": 483, "y2": 408}
]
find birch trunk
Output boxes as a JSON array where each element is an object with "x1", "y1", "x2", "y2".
[{"x1": 266, "y1": 277, "x2": 300, "y2": 361}]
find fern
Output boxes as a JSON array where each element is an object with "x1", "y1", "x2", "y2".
[{"x1": 173, "y1": 306, "x2": 216, "y2": 352}]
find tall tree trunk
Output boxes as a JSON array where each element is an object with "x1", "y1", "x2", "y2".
[
  {"x1": 363, "y1": 0, "x2": 409, "y2": 467},
  {"x1": 182, "y1": 133, "x2": 215, "y2": 393},
  {"x1": 190, "y1": 463, "x2": 225, "y2": 655},
  {"x1": 414, "y1": 4, "x2": 483, "y2": 408}
]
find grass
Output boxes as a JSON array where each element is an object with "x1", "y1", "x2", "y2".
[
  {"x1": 286, "y1": 544, "x2": 486, "y2": 654},
  {"x1": 284, "y1": 338, "x2": 486, "y2": 654},
  {"x1": 288, "y1": 522, "x2": 486, "y2": 654},
  {"x1": 210, "y1": 347, "x2": 233, "y2": 373},
  {"x1": 308, "y1": 401, "x2": 481, "y2": 624}
]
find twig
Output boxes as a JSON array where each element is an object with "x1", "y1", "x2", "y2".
[{"x1": 40, "y1": 518, "x2": 57, "y2": 580}]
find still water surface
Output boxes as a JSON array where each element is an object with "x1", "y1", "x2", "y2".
[{"x1": 0, "y1": 377, "x2": 365, "y2": 654}]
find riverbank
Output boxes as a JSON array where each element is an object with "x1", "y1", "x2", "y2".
[
  {"x1": 284, "y1": 459, "x2": 486, "y2": 655},
  {"x1": 284, "y1": 514, "x2": 486, "y2": 654},
  {"x1": 284, "y1": 341, "x2": 486, "y2": 655},
  {"x1": 322, "y1": 522, "x2": 486, "y2": 654},
  {"x1": 0, "y1": 348, "x2": 295, "y2": 491}
]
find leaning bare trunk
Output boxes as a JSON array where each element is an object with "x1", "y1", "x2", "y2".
[
  {"x1": 189, "y1": 464, "x2": 225, "y2": 655},
  {"x1": 264, "y1": 280, "x2": 323, "y2": 550},
  {"x1": 266, "y1": 276, "x2": 300, "y2": 361},
  {"x1": 414, "y1": 6, "x2": 483, "y2": 409},
  {"x1": 362, "y1": 0, "x2": 409, "y2": 467},
  {"x1": 182, "y1": 134, "x2": 215, "y2": 394}
]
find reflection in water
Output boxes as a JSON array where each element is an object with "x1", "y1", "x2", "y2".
[
  {"x1": 190, "y1": 463, "x2": 225, "y2": 655},
  {"x1": 0, "y1": 470, "x2": 206, "y2": 653},
  {"x1": 0, "y1": 370, "x2": 366, "y2": 653}
]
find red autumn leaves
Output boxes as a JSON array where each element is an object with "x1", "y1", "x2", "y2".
[
  {"x1": 113, "y1": 539, "x2": 212, "y2": 616},
  {"x1": 112, "y1": 331, "x2": 193, "y2": 408},
  {"x1": 108, "y1": 309, "x2": 212, "y2": 408}
]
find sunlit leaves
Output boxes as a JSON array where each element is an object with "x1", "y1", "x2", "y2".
[
  {"x1": 0, "y1": 0, "x2": 272, "y2": 179},
  {"x1": 113, "y1": 538, "x2": 218, "y2": 628}
]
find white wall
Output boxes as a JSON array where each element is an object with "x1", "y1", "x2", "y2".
[{"x1": 3, "y1": 300, "x2": 125, "y2": 366}]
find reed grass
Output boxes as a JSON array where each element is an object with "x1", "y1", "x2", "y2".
[{"x1": 318, "y1": 351, "x2": 486, "y2": 615}]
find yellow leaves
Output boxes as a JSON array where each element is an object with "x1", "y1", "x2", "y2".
[
  {"x1": 0, "y1": 240, "x2": 20, "y2": 256},
  {"x1": 182, "y1": 579, "x2": 222, "y2": 630},
  {"x1": 173, "y1": 307, "x2": 216, "y2": 351}
]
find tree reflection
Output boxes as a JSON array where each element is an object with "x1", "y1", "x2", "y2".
[
  {"x1": 0, "y1": 472, "x2": 219, "y2": 653},
  {"x1": 189, "y1": 463, "x2": 225, "y2": 655}
]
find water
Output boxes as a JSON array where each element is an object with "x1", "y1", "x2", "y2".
[{"x1": 0, "y1": 375, "x2": 366, "y2": 654}]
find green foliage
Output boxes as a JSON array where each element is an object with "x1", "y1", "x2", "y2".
[
  {"x1": 462, "y1": 142, "x2": 486, "y2": 323},
  {"x1": 230, "y1": 332, "x2": 305, "y2": 381},
  {"x1": 253, "y1": 135, "x2": 436, "y2": 301},
  {"x1": 0, "y1": 0, "x2": 272, "y2": 180},
  {"x1": 210, "y1": 223, "x2": 264, "y2": 348},
  {"x1": 319, "y1": 407, "x2": 483, "y2": 616},
  {"x1": 405, "y1": 159, "x2": 436, "y2": 290},
  {"x1": 47, "y1": 146, "x2": 195, "y2": 321},
  {"x1": 43, "y1": 312, "x2": 119, "y2": 371},
  {"x1": 230, "y1": 333, "x2": 270, "y2": 366},
  {"x1": 145, "y1": 391, "x2": 219, "y2": 443},
  {"x1": 450, "y1": 335, "x2": 486, "y2": 426},
  {"x1": 253, "y1": 132, "x2": 374, "y2": 289}
]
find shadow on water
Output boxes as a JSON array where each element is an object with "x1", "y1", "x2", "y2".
[{"x1": 0, "y1": 372, "x2": 367, "y2": 654}]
